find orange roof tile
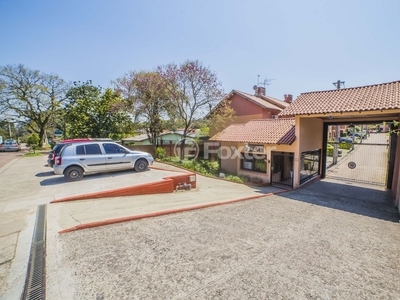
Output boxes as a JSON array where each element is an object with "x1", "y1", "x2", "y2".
[
  {"x1": 210, "y1": 118, "x2": 296, "y2": 145},
  {"x1": 233, "y1": 90, "x2": 289, "y2": 110},
  {"x1": 280, "y1": 80, "x2": 400, "y2": 116}
]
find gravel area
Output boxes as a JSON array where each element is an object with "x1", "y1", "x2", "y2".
[{"x1": 47, "y1": 185, "x2": 400, "y2": 300}]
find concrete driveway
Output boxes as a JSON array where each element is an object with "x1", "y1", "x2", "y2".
[
  {"x1": 0, "y1": 155, "x2": 281, "y2": 299},
  {"x1": 47, "y1": 181, "x2": 400, "y2": 299},
  {"x1": 1, "y1": 154, "x2": 399, "y2": 299}
]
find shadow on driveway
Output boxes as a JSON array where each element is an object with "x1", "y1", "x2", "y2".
[
  {"x1": 280, "y1": 179, "x2": 399, "y2": 223},
  {"x1": 38, "y1": 169, "x2": 151, "y2": 186}
]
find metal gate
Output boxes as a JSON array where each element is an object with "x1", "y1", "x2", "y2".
[
  {"x1": 325, "y1": 132, "x2": 389, "y2": 186},
  {"x1": 271, "y1": 152, "x2": 294, "y2": 189},
  {"x1": 300, "y1": 149, "x2": 321, "y2": 185}
]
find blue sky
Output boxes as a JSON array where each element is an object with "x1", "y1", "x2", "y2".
[{"x1": 1, "y1": 0, "x2": 399, "y2": 100}]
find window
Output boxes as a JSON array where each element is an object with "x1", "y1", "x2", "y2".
[
  {"x1": 103, "y1": 143, "x2": 126, "y2": 154},
  {"x1": 76, "y1": 144, "x2": 102, "y2": 155},
  {"x1": 241, "y1": 153, "x2": 267, "y2": 173}
]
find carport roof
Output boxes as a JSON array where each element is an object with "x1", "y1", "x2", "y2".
[
  {"x1": 210, "y1": 118, "x2": 296, "y2": 145},
  {"x1": 279, "y1": 80, "x2": 400, "y2": 116}
]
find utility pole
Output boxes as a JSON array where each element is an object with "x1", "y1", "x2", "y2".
[
  {"x1": 333, "y1": 80, "x2": 345, "y2": 89},
  {"x1": 332, "y1": 80, "x2": 345, "y2": 164},
  {"x1": 8, "y1": 122, "x2": 12, "y2": 139}
]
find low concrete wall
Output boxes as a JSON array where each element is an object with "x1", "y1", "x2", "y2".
[{"x1": 51, "y1": 173, "x2": 196, "y2": 203}]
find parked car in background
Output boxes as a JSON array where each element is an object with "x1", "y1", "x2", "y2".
[
  {"x1": 338, "y1": 137, "x2": 353, "y2": 143},
  {"x1": 348, "y1": 132, "x2": 366, "y2": 140},
  {"x1": 47, "y1": 139, "x2": 92, "y2": 167},
  {"x1": 53, "y1": 141, "x2": 154, "y2": 181},
  {"x1": 0, "y1": 140, "x2": 21, "y2": 152}
]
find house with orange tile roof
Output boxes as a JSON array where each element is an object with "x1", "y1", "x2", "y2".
[
  {"x1": 211, "y1": 80, "x2": 400, "y2": 209},
  {"x1": 210, "y1": 118, "x2": 296, "y2": 187},
  {"x1": 209, "y1": 87, "x2": 296, "y2": 187},
  {"x1": 208, "y1": 87, "x2": 291, "y2": 137}
]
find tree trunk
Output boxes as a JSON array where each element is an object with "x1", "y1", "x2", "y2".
[
  {"x1": 180, "y1": 137, "x2": 186, "y2": 161},
  {"x1": 38, "y1": 129, "x2": 46, "y2": 147}
]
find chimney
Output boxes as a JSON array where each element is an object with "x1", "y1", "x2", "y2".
[
  {"x1": 255, "y1": 86, "x2": 266, "y2": 96},
  {"x1": 284, "y1": 94, "x2": 293, "y2": 104}
]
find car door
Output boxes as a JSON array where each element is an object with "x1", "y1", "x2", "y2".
[
  {"x1": 75, "y1": 143, "x2": 107, "y2": 172},
  {"x1": 102, "y1": 143, "x2": 133, "y2": 170}
]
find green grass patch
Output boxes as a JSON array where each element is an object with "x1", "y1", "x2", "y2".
[{"x1": 24, "y1": 152, "x2": 43, "y2": 157}]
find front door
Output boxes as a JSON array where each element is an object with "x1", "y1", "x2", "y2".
[{"x1": 271, "y1": 152, "x2": 294, "y2": 189}]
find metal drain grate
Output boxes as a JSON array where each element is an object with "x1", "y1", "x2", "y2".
[{"x1": 21, "y1": 204, "x2": 47, "y2": 300}]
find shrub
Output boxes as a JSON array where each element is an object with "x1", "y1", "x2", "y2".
[
  {"x1": 339, "y1": 142, "x2": 352, "y2": 150},
  {"x1": 155, "y1": 147, "x2": 166, "y2": 159},
  {"x1": 160, "y1": 157, "x2": 248, "y2": 184},
  {"x1": 162, "y1": 156, "x2": 181, "y2": 164},
  {"x1": 200, "y1": 160, "x2": 219, "y2": 172},
  {"x1": 225, "y1": 174, "x2": 245, "y2": 183},
  {"x1": 240, "y1": 174, "x2": 251, "y2": 182},
  {"x1": 26, "y1": 133, "x2": 39, "y2": 153}
]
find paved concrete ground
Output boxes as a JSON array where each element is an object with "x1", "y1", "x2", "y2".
[
  {"x1": 1, "y1": 153, "x2": 399, "y2": 299},
  {"x1": 49, "y1": 167, "x2": 282, "y2": 234},
  {"x1": 46, "y1": 179, "x2": 400, "y2": 299},
  {"x1": 0, "y1": 154, "x2": 282, "y2": 299},
  {"x1": 326, "y1": 133, "x2": 389, "y2": 185}
]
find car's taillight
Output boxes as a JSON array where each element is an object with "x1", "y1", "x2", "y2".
[{"x1": 56, "y1": 157, "x2": 62, "y2": 165}]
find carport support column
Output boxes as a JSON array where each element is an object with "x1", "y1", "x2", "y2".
[
  {"x1": 293, "y1": 116, "x2": 302, "y2": 189},
  {"x1": 333, "y1": 125, "x2": 339, "y2": 164}
]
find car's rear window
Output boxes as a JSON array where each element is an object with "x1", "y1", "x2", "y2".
[
  {"x1": 53, "y1": 144, "x2": 65, "y2": 153},
  {"x1": 76, "y1": 144, "x2": 102, "y2": 155}
]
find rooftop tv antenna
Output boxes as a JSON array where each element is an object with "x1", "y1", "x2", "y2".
[{"x1": 257, "y1": 75, "x2": 275, "y2": 93}]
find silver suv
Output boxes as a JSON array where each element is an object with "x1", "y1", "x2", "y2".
[{"x1": 53, "y1": 141, "x2": 154, "y2": 181}]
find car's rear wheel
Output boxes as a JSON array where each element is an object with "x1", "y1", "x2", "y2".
[
  {"x1": 134, "y1": 159, "x2": 148, "y2": 172},
  {"x1": 64, "y1": 166, "x2": 84, "y2": 181}
]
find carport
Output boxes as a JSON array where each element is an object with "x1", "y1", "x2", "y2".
[{"x1": 279, "y1": 80, "x2": 400, "y2": 208}]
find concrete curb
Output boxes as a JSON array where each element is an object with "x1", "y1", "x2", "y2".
[{"x1": 51, "y1": 172, "x2": 197, "y2": 203}]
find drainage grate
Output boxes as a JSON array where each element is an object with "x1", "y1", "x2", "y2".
[{"x1": 21, "y1": 204, "x2": 47, "y2": 300}]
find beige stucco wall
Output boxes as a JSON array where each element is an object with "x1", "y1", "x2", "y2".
[
  {"x1": 298, "y1": 118, "x2": 324, "y2": 153},
  {"x1": 291, "y1": 116, "x2": 324, "y2": 188},
  {"x1": 219, "y1": 142, "x2": 239, "y2": 174},
  {"x1": 391, "y1": 115, "x2": 400, "y2": 209},
  {"x1": 393, "y1": 134, "x2": 400, "y2": 209},
  {"x1": 219, "y1": 141, "x2": 297, "y2": 185}
]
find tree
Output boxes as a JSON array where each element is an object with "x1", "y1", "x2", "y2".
[
  {"x1": 206, "y1": 98, "x2": 235, "y2": 136},
  {"x1": 26, "y1": 133, "x2": 40, "y2": 153},
  {"x1": 114, "y1": 71, "x2": 171, "y2": 154},
  {"x1": 0, "y1": 64, "x2": 68, "y2": 146},
  {"x1": 64, "y1": 81, "x2": 134, "y2": 139},
  {"x1": 158, "y1": 60, "x2": 225, "y2": 159}
]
